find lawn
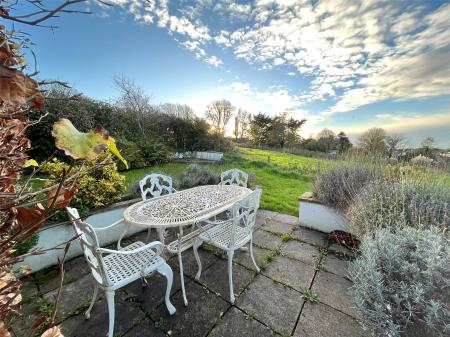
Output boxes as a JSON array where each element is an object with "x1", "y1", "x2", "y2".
[
  {"x1": 239, "y1": 147, "x2": 329, "y2": 173},
  {"x1": 120, "y1": 148, "x2": 317, "y2": 215}
]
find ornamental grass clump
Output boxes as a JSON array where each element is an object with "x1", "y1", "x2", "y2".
[
  {"x1": 180, "y1": 163, "x2": 219, "y2": 188},
  {"x1": 349, "y1": 227, "x2": 450, "y2": 337},
  {"x1": 347, "y1": 177, "x2": 450, "y2": 236},
  {"x1": 313, "y1": 163, "x2": 380, "y2": 210}
]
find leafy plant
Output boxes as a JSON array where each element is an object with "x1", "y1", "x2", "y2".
[
  {"x1": 116, "y1": 138, "x2": 146, "y2": 170},
  {"x1": 299, "y1": 288, "x2": 319, "y2": 303},
  {"x1": 14, "y1": 234, "x2": 39, "y2": 256},
  {"x1": 42, "y1": 154, "x2": 126, "y2": 210},
  {"x1": 180, "y1": 164, "x2": 219, "y2": 189},
  {"x1": 349, "y1": 227, "x2": 450, "y2": 337},
  {"x1": 137, "y1": 138, "x2": 169, "y2": 166}
]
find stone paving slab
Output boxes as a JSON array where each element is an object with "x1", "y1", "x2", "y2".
[
  {"x1": 43, "y1": 273, "x2": 99, "y2": 321},
  {"x1": 271, "y1": 213, "x2": 299, "y2": 225},
  {"x1": 170, "y1": 248, "x2": 219, "y2": 279},
  {"x1": 34, "y1": 256, "x2": 91, "y2": 295},
  {"x1": 294, "y1": 302, "x2": 365, "y2": 337},
  {"x1": 124, "y1": 272, "x2": 182, "y2": 313},
  {"x1": 252, "y1": 229, "x2": 283, "y2": 250},
  {"x1": 312, "y1": 270, "x2": 359, "y2": 318},
  {"x1": 237, "y1": 274, "x2": 304, "y2": 335},
  {"x1": 280, "y1": 240, "x2": 320, "y2": 265},
  {"x1": 233, "y1": 244, "x2": 268, "y2": 270},
  {"x1": 122, "y1": 318, "x2": 166, "y2": 337},
  {"x1": 321, "y1": 254, "x2": 349, "y2": 278},
  {"x1": 196, "y1": 258, "x2": 255, "y2": 301},
  {"x1": 262, "y1": 220, "x2": 295, "y2": 234},
  {"x1": 60, "y1": 290, "x2": 144, "y2": 337},
  {"x1": 150, "y1": 279, "x2": 229, "y2": 337},
  {"x1": 208, "y1": 307, "x2": 278, "y2": 337},
  {"x1": 262, "y1": 255, "x2": 316, "y2": 292},
  {"x1": 293, "y1": 227, "x2": 327, "y2": 247}
]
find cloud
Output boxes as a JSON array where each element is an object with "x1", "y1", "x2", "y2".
[
  {"x1": 107, "y1": 0, "x2": 450, "y2": 117},
  {"x1": 339, "y1": 112, "x2": 450, "y2": 147}
]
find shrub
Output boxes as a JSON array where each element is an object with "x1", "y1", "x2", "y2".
[
  {"x1": 138, "y1": 138, "x2": 169, "y2": 166},
  {"x1": 313, "y1": 164, "x2": 379, "y2": 209},
  {"x1": 116, "y1": 138, "x2": 146, "y2": 170},
  {"x1": 42, "y1": 154, "x2": 125, "y2": 210},
  {"x1": 349, "y1": 227, "x2": 450, "y2": 337},
  {"x1": 180, "y1": 164, "x2": 219, "y2": 189},
  {"x1": 347, "y1": 178, "x2": 450, "y2": 236}
]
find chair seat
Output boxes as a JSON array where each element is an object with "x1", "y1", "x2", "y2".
[
  {"x1": 103, "y1": 242, "x2": 164, "y2": 288},
  {"x1": 166, "y1": 224, "x2": 214, "y2": 254},
  {"x1": 198, "y1": 221, "x2": 251, "y2": 249}
]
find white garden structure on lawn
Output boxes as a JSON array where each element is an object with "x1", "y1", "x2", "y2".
[
  {"x1": 193, "y1": 188, "x2": 262, "y2": 304},
  {"x1": 66, "y1": 207, "x2": 176, "y2": 337},
  {"x1": 220, "y1": 168, "x2": 249, "y2": 187},
  {"x1": 139, "y1": 173, "x2": 177, "y2": 242}
]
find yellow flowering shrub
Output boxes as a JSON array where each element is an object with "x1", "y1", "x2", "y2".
[{"x1": 42, "y1": 154, "x2": 125, "y2": 209}]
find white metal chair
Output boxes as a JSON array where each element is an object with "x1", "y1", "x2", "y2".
[
  {"x1": 220, "y1": 168, "x2": 249, "y2": 187},
  {"x1": 139, "y1": 173, "x2": 177, "y2": 200},
  {"x1": 139, "y1": 173, "x2": 177, "y2": 241},
  {"x1": 192, "y1": 188, "x2": 262, "y2": 303},
  {"x1": 66, "y1": 207, "x2": 176, "y2": 337}
]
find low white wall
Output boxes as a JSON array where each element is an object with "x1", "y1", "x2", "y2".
[
  {"x1": 194, "y1": 151, "x2": 223, "y2": 161},
  {"x1": 299, "y1": 193, "x2": 354, "y2": 234},
  {"x1": 14, "y1": 205, "x2": 144, "y2": 275}
]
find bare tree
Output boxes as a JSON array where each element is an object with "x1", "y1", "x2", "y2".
[
  {"x1": 159, "y1": 103, "x2": 195, "y2": 119},
  {"x1": 113, "y1": 76, "x2": 154, "y2": 136},
  {"x1": 233, "y1": 108, "x2": 251, "y2": 139},
  {"x1": 205, "y1": 99, "x2": 235, "y2": 135}
]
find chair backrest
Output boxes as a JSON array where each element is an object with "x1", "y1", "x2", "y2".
[
  {"x1": 228, "y1": 188, "x2": 262, "y2": 248},
  {"x1": 66, "y1": 207, "x2": 109, "y2": 286},
  {"x1": 220, "y1": 168, "x2": 248, "y2": 187},
  {"x1": 139, "y1": 174, "x2": 174, "y2": 200}
]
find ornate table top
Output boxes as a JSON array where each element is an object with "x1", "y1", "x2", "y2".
[{"x1": 123, "y1": 185, "x2": 252, "y2": 228}]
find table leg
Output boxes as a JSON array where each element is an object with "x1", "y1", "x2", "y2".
[
  {"x1": 156, "y1": 228, "x2": 166, "y2": 245},
  {"x1": 156, "y1": 228, "x2": 168, "y2": 258}
]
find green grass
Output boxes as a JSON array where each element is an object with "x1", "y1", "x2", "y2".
[
  {"x1": 119, "y1": 148, "x2": 316, "y2": 215},
  {"x1": 239, "y1": 147, "x2": 328, "y2": 172}
]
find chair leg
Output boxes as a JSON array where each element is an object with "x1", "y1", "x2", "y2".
[
  {"x1": 84, "y1": 284, "x2": 98, "y2": 319},
  {"x1": 250, "y1": 235, "x2": 260, "y2": 273},
  {"x1": 178, "y1": 251, "x2": 188, "y2": 306},
  {"x1": 193, "y1": 239, "x2": 203, "y2": 281},
  {"x1": 105, "y1": 290, "x2": 115, "y2": 337},
  {"x1": 117, "y1": 223, "x2": 130, "y2": 250},
  {"x1": 227, "y1": 250, "x2": 235, "y2": 304},
  {"x1": 156, "y1": 263, "x2": 176, "y2": 315}
]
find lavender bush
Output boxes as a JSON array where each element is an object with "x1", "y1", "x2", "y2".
[
  {"x1": 347, "y1": 178, "x2": 450, "y2": 236},
  {"x1": 349, "y1": 227, "x2": 450, "y2": 337},
  {"x1": 313, "y1": 163, "x2": 380, "y2": 209}
]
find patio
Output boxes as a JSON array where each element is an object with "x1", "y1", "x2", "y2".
[{"x1": 13, "y1": 210, "x2": 364, "y2": 337}]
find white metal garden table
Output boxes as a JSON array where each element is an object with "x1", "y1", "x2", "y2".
[{"x1": 120, "y1": 185, "x2": 253, "y2": 247}]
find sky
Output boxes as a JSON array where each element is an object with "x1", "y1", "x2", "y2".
[{"x1": 18, "y1": 0, "x2": 450, "y2": 148}]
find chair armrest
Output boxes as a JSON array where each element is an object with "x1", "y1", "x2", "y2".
[
  {"x1": 94, "y1": 218, "x2": 125, "y2": 232},
  {"x1": 172, "y1": 188, "x2": 178, "y2": 193},
  {"x1": 98, "y1": 241, "x2": 163, "y2": 256}
]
